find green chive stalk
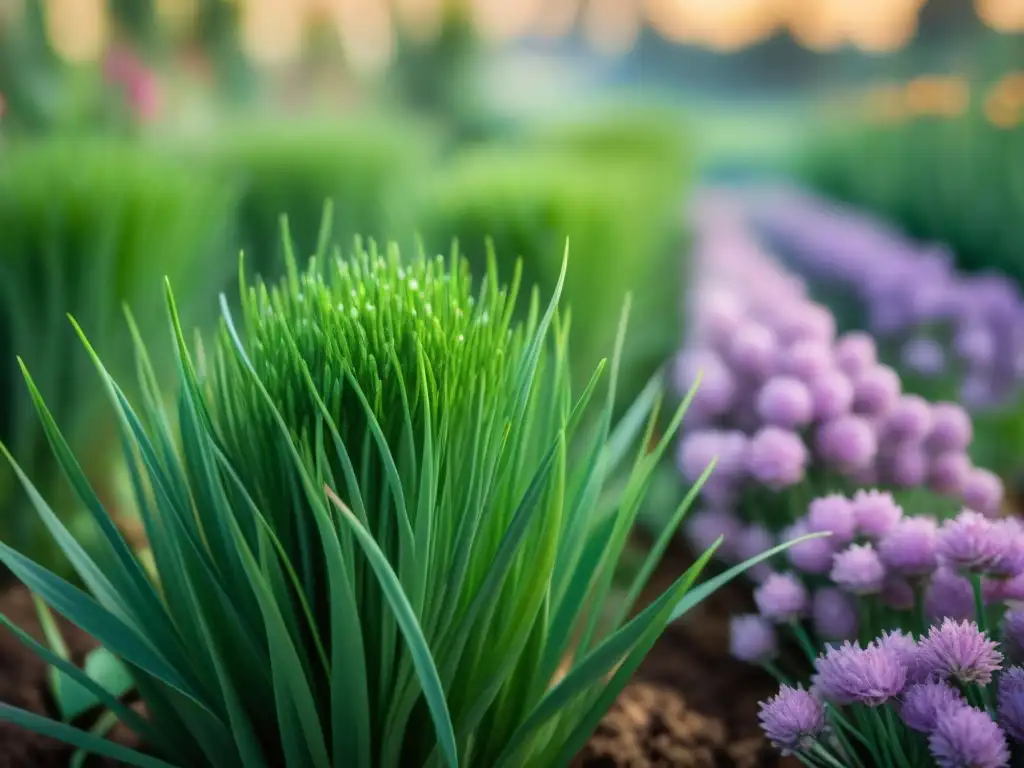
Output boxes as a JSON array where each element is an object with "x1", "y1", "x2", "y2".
[{"x1": 0, "y1": 218, "x2": 804, "y2": 766}]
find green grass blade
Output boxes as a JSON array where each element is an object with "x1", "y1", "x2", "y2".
[
  {"x1": 668, "y1": 534, "x2": 830, "y2": 622},
  {"x1": 326, "y1": 487, "x2": 459, "y2": 768},
  {"x1": 0, "y1": 704, "x2": 178, "y2": 768}
]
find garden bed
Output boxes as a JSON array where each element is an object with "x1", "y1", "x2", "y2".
[
  {"x1": 0, "y1": 537, "x2": 787, "y2": 768},
  {"x1": 575, "y1": 537, "x2": 792, "y2": 768}
]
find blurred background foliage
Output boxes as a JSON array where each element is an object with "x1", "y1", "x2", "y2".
[{"x1": 0, "y1": 0, "x2": 1022, "y2": 574}]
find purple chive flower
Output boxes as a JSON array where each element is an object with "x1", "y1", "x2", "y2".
[
  {"x1": 929, "y1": 704, "x2": 1010, "y2": 768},
  {"x1": 807, "y1": 368, "x2": 854, "y2": 420},
  {"x1": 879, "y1": 516, "x2": 939, "y2": 578},
  {"x1": 814, "y1": 640, "x2": 906, "y2": 706},
  {"x1": 886, "y1": 442, "x2": 929, "y2": 487},
  {"x1": 998, "y1": 666, "x2": 1024, "y2": 743},
  {"x1": 729, "y1": 614, "x2": 779, "y2": 663},
  {"x1": 961, "y1": 467, "x2": 1004, "y2": 518},
  {"x1": 929, "y1": 452, "x2": 972, "y2": 496},
  {"x1": 925, "y1": 568, "x2": 976, "y2": 622},
  {"x1": 735, "y1": 523, "x2": 775, "y2": 583},
  {"x1": 727, "y1": 322, "x2": 778, "y2": 379},
  {"x1": 758, "y1": 685, "x2": 825, "y2": 755},
  {"x1": 685, "y1": 508, "x2": 743, "y2": 560},
  {"x1": 812, "y1": 587, "x2": 858, "y2": 641},
  {"x1": 852, "y1": 365, "x2": 901, "y2": 416},
  {"x1": 816, "y1": 414, "x2": 878, "y2": 472},
  {"x1": 699, "y1": 290, "x2": 743, "y2": 348},
  {"x1": 955, "y1": 324, "x2": 995, "y2": 368},
  {"x1": 881, "y1": 576, "x2": 915, "y2": 610},
  {"x1": 756, "y1": 376, "x2": 814, "y2": 428},
  {"x1": 883, "y1": 394, "x2": 933, "y2": 442},
  {"x1": 778, "y1": 340, "x2": 832, "y2": 381},
  {"x1": 918, "y1": 618, "x2": 1003, "y2": 685},
  {"x1": 831, "y1": 543, "x2": 886, "y2": 595},
  {"x1": 747, "y1": 427, "x2": 808, "y2": 489},
  {"x1": 785, "y1": 521, "x2": 835, "y2": 574},
  {"x1": 986, "y1": 519, "x2": 1024, "y2": 579},
  {"x1": 754, "y1": 572, "x2": 809, "y2": 623},
  {"x1": 937, "y1": 510, "x2": 999, "y2": 574},
  {"x1": 902, "y1": 336, "x2": 947, "y2": 376},
  {"x1": 1003, "y1": 610, "x2": 1024, "y2": 662},
  {"x1": 851, "y1": 489, "x2": 902, "y2": 538},
  {"x1": 928, "y1": 402, "x2": 973, "y2": 453},
  {"x1": 877, "y1": 629, "x2": 924, "y2": 683},
  {"x1": 676, "y1": 430, "x2": 720, "y2": 484},
  {"x1": 807, "y1": 494, "x2": 856, "y2": 544},
  {"x1": 673, "y1": 350, "x2": 736, "y2": 416},
  {"x1": 834, "y1": 331, "x2": 877, "y2": 378},
  {"x1": 780, "y1": 304, "x2": 835, "y2": 345},
  {"x1": 900, "y1": 681, "x2": 966, "y2": 733}
]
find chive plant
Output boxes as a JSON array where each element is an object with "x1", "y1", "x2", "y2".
[
  {"x1": 207, "y1": 118, "x2": 434, "y2": 283},
  {"x1": 0, "y1": 137, "x2": 234, "y2": 571},
  {"x1": 419, "y1": 144, "x2": 686, "y2": 413},
  {"x1": 0, "y1": 220, "x2": 804, "y2": 767}
]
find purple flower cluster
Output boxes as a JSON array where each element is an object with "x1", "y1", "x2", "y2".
[
  {"x1": 678, "y1": 200, "x2": 1002, "y2": 569},
  {"x1": 760, "y1": 621, "x2": 1019, "y2": 767},
  {"x1": 747, "y1": 186, "x2": 1024, "y2": 412},
  {"x1": 729, "y1": 491, "x2": 1024, "y2": 666}
]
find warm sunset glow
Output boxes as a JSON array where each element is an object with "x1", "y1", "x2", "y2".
[
  {"x1": 846, "y1": 1, "x2": 920, "y2": 53},
  {"x1": 532, "y1": 0, "x2": 578, "y2": 38},
  {"x1": 470, "y1": 0, "x2": 543, "y2": 42},
  {"x1": 333, "y1": 0, "x2": 395, "y2": 73},
  {"x1": 985, "y1": 71, "x2": 1024, "y2": 128},
  {"x1": 240, "y1": 0, "x2": 305, "y2": 65},
  {"x1": 644, "y1": 0, "x2": 703, "y2": 43},
  {"x1": 976, "y1": 0, "x2": 1024, "y2": 32},
  {"x1": 583, "y1": 0, "x2": 641, "y2": 56},
  {"x1": 45, "y1": 0, "x2": 108, "y2": 63},
  {"x1": 904, "y1": 75, "x2": 971, "y2": 117},
  {"x1": 782, "y1": 0, "x2": 848, "y2": 52},
  {"x1": 863, "y1": 83, "x2": 910, "y2": 123}
]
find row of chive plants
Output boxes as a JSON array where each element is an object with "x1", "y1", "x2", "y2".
[
  {"x1": 670, "y1": 192, "x2": 1024, "y2": 767},
  {"x1": 744, "y1": 185, "x2": 1024, "y2": 490}
]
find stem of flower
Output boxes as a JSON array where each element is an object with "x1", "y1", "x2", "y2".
[
  {"x1": 761, "y1": 660, "x2": 790, "y2": 685},
  {"x1": 791, "y1": 621, "x2": 819, "y2": 665},
  {"x1": 971, "y1": 573, "x2": 987, "y2": 635},
  {"x1": 826, "y1": 712, "x2": 867, "y2": 768},
  {"x1": 883, "y1": 703, "x2": 913, "y2": 768},
  {"x1": 828, "y1": 707, "x2": 872, "y2": 755},
  {"x1": 912, "y1": 582, "x2": 926, "y2": 638},
  {"x1": 850, "y1": 705, "x2": 886, "y2": 767},
  {"x1": 812, "y1": 743, "x2": 853, "y2": 768}
]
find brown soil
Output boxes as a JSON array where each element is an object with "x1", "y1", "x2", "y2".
[
  {"x1": 0, "y1": 583, "x2": 142, "y2": 768},
  {"x1": 575, "y1": 539, "x2": 798, "y2": 768}
]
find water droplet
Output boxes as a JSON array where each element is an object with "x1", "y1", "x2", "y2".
[
  {"x1": 296, "y1": 293, "x2": 304, "y2": 303},
  {"x1": 457, "y1": 334, "x2": 465, "y2": 343},
  {"x1": 365, "y1": 303, "x2": 376, "y2": 312},
  {"x1": 337, "y1": 303, "x2": 345, "y2": 312},
  {"x1": 425, "y1": 303, "x2": 432, "y2": 315},
  {"x1": 350, "y1": 307, "x2": 359, "y2": 318},
  {"x1": 409, "y1": 278, "x2": 420, "y2": 291}
]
